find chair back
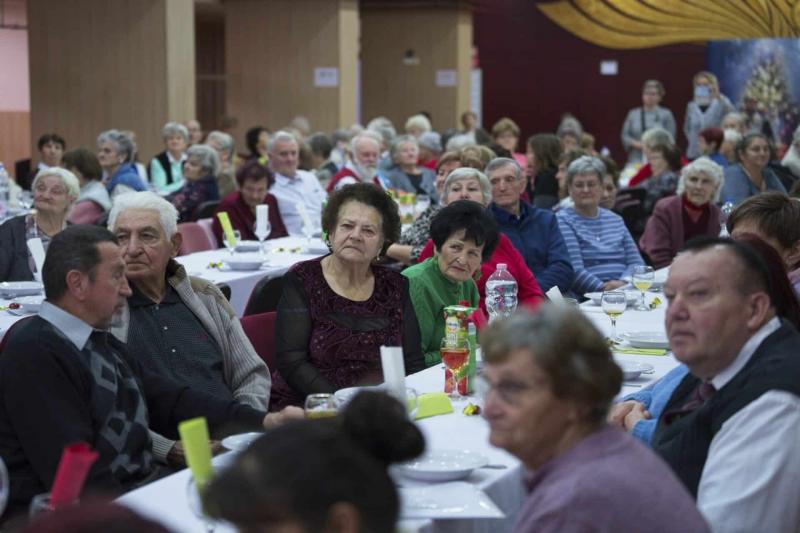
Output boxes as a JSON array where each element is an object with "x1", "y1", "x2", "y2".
[
  {"x1": 177, "y1": 222, "x2": 215, "y2": 255},
  {"x1": 68, "y1": 200, "x2": 105, "y2": 225},
  {"x1": 240, "y1": 311, "x2": 277, "y2": 371},
  {"x1": 193, "y1": 200, "x2": 220, "y2": 221},
  {"x1": 196, "y1": 217, "x2": 219, "y2": 248},
  {"x1": 244, "y1": 273, "x2": 285, "y2": 316},
  {"x1": 614, "y1": 187, "x2": 648, "y2": 241}
]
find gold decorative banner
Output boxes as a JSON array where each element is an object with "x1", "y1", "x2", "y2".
[{"x1": 537, "y1": 0, "x2": 800, "y2": 49}]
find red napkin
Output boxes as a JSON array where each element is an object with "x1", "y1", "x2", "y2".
[{"x1": 50, "y1": 442, "x2": 99, "y2": 507}]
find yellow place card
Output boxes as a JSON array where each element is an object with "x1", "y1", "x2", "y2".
[
  {"x1": 415, "y1": 392, "x2": 454, "y2": 420},
  {"x1": 178, "y1": 417, "x2": 213, "y2": 488},
  {"x1": 216, "y1": 212, "x2": 236, "y2": 249}
]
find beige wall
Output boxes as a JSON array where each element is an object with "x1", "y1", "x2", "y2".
[
  {"x1": 224, "y1": 0, "x2": 358, "y2": 145},
  {"x1": 0, "y1": 112, "x2": 31, "y2": 179},
  {"x1": 360, "y1": 5, "x2": 472, "y2": 133},
  {"x1": 27, "y1": 0, "x2": 195, "y2": 166}
]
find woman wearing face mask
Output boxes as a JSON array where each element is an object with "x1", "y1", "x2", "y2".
[{"x1": 683, "y1": 71, "x2": 734, "y2": 160}]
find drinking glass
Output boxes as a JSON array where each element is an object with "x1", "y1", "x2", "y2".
[
  {"x1": 405, "y1": 387, "x2": 419, "y2": 419},
  {"x1": 253, "y1": 221, "x2": 271, "y2": 260},
  {"x1": 304, "y1": 393, "x2": 339, "y2": 419},
  {"x1": 632, "y1": 265, "x2": 654, "y2": 311},
  {"x1": 440, "y1": 338, "x2": 469, "y2": 400},
  {"x1": 601, "y1": 291, "x2": 627, "y2": 340},
  {"x1": 187, "y1": 477, "x2": 216, "y2": 533},
  {"x1": 0, "y1": 456, "x2": 8, "y2": 519},
  {"x1": 18, "y1": 191, "x2": 33, "y2": 211},
  {"x1": 415, "y1": 194, "x2": 431, "y2": 217},
  {"x1": 224, "y1": 230, "x2": 241, "y2": 256}
]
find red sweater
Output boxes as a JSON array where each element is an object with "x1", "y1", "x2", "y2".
[
  {"x1": 211, "y1": 191, "x2": 288, "y2": 246},
  {"x1": 418, "y1": 233, "x2": 545, "y2": 314},
  {"x1": 327, "y1": 167, "x2": 381, "y2": 193}
]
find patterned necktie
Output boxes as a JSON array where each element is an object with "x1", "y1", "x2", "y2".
[{"x1": 664, "y1": 381, "x2": 717, "y2": 425}]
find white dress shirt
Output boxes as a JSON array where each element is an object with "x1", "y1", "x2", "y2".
[
  {"x1": 698, "y1": 316, "x2": 800, "y2": 533},
  {"x1": 269, "y1": 169, "x2": 327, "y2": 236}
]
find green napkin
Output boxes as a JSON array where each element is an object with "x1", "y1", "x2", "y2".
[
  {"x1": 178, "y1": 417, "x2": 213, "y2": 488},
  {"x1": 614, "y1": 347, "x2": 668, "y2": 356},
  {"x1": 415, "y1": 393, "x2": 454, "y2": 420}
]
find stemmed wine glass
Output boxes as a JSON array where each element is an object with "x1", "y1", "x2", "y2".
[
  {"x1": 440, "y1": 338, "x2": 470, "y2": 400},
  {"x1": 253, "y1": 221, "x2": 271, "y2": 260},
  {"x1": 187, "y1": 477, "x2": 217, "y2": 533},
  {"x1": 632, "y1": 265, "x2": 654, "y2": 311},
  {"x1": 224, "y1": 230, "x2": 241, "y2": 257},
  {"x1": 601, "y1": 291, "x2": 627, "y2": 341}
]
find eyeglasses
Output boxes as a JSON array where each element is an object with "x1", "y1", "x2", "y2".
[
  {"x1": 475, "y1": 374, "x2": 536, "y2": 405},
  {"x1": 34, "y1": 184, "x2": 67, "y2": 196},
  {"x1": 571, "y1": 181, "x2": 599, "y2": 190}
]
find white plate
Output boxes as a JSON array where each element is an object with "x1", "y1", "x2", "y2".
[
  {"x1": 396, "y1": 450, "x2": 489, "y2": 482},
  {"x1": 622, "y1": 331, "x2": 670, "y2": 349},
  {"x1": 221, "y1": 432, "x2": 263, "y2": 452},
  {"x1": 15, "y1": 295, "x2": 44, "y2": 313},
  {"x1": 616, "y1": 360, "x2": 655, "y2": 380},
  {"x1": 399, "y1": 482, "x2": 505, "y2": 520},
  {"x1": 0, "y1": 281, "x2": 43, "y2": 298},
  {"x1": 235, "y1": 240, "x2": 262, "y2": 253},
  {"x1": 584, "y1": 290, "x2": 640, "y2": 306},
  {"x1": 334, "y1": 384, "x2": 386, "y2": 405},
  {"x1": 224, "y1": 254, "x2": 264, "y2": 271}
]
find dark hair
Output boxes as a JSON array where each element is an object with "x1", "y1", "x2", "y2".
[
  {"x1": 322, "y1": 183, "x2": 401, "y2": 254},
  {"x1": 307, "y1": 132, "x2": 333, "y2": 159},
  {"x1": 235, "y1": 159, "x2": 273, "y2": 188},
  {"x1": 430, "y1": 200, "x2": 499, "y2": 261},
  {"x1": 734, "y1": 132, "x2": 769, "y2": 163},
  {"x1": 37, "y1": 133, "x2": 66, "y2": 151},
  {"x1": 62, "y1": 148, "x2": 103, "y2": 182},
  {"x1": 726, "y1": 192, "x2": 800, "y2": 254},
  {"x1": 435, "y1": 151, "x2": 461, "y2": 174},
  {"x1": 43, "y1": 225, "x2": 118, "y2": 302},
  {"x1": 733, "y1": 233, "x2": 800, "y2": 329},
  {"x1": 599, "y1": 154, "x2": 619, "y2": 186},
  {"x1": 482, "y1": 306, "x2": 622, "y2": 424},
  {"x1": 699, "y1": 127, "x2": 724, "y2": 151},
  {"x1": 527, "y1": 133, "x2": 562, "y2": 174},
  {"x1": 486, "y1": 142, "x2": 512, "y2": 159},
  {"x1": 649, "y1": 142, "x2": 682, "y2": 171},
  {"x1": 680, "y1": 236, "x2": 771, "y2": 298},
  {"x1": 245, "y1": 126, "x2": 268, "y2": 158},
  {"x1": 22, "y1": 501, "x2": 172, "y2": 533},
  {"x1": 203, "y1": 392, "x2": 424, "y2": 532}
]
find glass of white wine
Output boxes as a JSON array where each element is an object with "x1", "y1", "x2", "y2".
[
  {"x1": 601, "y1": 291, "x2": 627, "y2": 340},
  {"x1": 632, "y1": 265, "x2": 655, "y2": 311}
]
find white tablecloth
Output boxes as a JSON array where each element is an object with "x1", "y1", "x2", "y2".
[{"x1": 117, "y1": 292, "x2": 678, "y2": 533}]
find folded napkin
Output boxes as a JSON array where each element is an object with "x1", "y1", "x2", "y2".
[
  {"x1": 545, "y1": 285, "x2": 563, "y2": 302},
  {"x1": 179, "y1": 417, "x2": 214, "y2": 488},
  {"x1": 415, "y1": 393, "x2": 453, "y2": 420},
  {"x1": 27, "y1": 237, "x2": 45, "y2": 282},
  {"x1": 613, "y1": 347, "x2": 668, "y2": 356},
  {"x1": 50, "y1": 442, "x2": 99, "y2": 506}
]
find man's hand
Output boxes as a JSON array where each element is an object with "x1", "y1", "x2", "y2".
[
  {"x1": 623, "y1": 402, "x2": 651, "y2": 432},
  {"x1": 263, "y1": 406, "x2": 305, "y2": 429},
  {"x1": 603, "y1": 280, "x2": 627, "y2": 291},
  {"x1": 167, "y1": 440, "x2": 225, "y2": 468},
  {"x1": 608, "y1": 400, "x2": 638, "y2": 427}
]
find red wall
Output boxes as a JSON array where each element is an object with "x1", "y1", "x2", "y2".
[{"x1": 473, "y1": 0, "x2": 707, "y2": 163}]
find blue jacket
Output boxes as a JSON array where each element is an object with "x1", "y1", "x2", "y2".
[
  {"x1": 490, "y1": 201, "x2": 574, "y2": 294},
  {"x1": 106, "y1": 163, "x2": 147, "y2": 196},
  {"x1": 720, "y1": 163, "x2": 786, "y2": 205},
  {"x1": 623, "y1": 364, "x2": 689, "y2": 445}
]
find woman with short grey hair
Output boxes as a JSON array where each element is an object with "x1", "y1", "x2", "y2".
[
  {"x1": 620, "y1": 79, "x2": 677, "y2": 165},
  {"x1": 384, "y1": 135, "x2": 437, "y2": 199},
  {"x1": 557, "y1": 155, "x2": 644, "y2": 295},
  {"x1": 206, "y1": 130, "x2": 237, "y2": 197},
  {"x1": 167, "y1": 144, "x2": 221, "y2": 222},
  {"x1": 149, "y1": 121, "x2": 189, "y2": 195},
  {"x1": 97, "y1": 129, "x2": 147, "y2": 198}
]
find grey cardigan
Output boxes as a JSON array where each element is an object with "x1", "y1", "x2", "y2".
[{"x1": 621, "y1": 106, "x2": 677, "y2": 165}]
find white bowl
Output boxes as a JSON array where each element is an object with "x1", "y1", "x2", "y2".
[
  {"x1": 622, "y1": 331, "x2": 670, "y2": 349},
  {"x1": 617, "y1": 360, "x2": 655, "y2": 380},
  {"x1": 395, "y1": 450, "x2": 489, "y2": 482},
  {"x1": 235, "y1": 240, "x2": 262, "y2": 253},
  {"x1": 584, "y1": 290, "x2": 640, "y2": 306},
  {"x1": 224, "y1": 254, "x2": 264, "y2": 271},
  {"x1": 15, "y1": 295, "x2": 44, "y2": 313},
  {"x1": 0, "y1": 281, "x2": 44, "y2": 298}
]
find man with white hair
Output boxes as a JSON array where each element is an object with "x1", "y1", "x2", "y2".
[
  {"x1": 327, "y1": 130, "x2": 385, "y2": 193},
  {"x1": 267, "y1": 130, "x2": 327, "y2": 236},
  {"x1": 107, "y1": 192, "x2": 270, "y2": 464}
]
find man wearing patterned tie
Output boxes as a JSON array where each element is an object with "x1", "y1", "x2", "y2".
[{"x1": 653, "y1": 237, "x2": 800, "y2": 533}]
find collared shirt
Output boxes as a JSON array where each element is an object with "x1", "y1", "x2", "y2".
[
  {"x1": 697, "y1": 316, "x2": 800, "y2": 533},
  {"x1": 269, "y1": 169, "x2": 327, "y2": 236},
  {"x1": 39, "y1": 300, "x2": 93, "y2": 350}
]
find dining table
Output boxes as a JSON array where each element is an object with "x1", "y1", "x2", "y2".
[{"x1": 116, "y1": 283, "x2": 681, "y2": 533}]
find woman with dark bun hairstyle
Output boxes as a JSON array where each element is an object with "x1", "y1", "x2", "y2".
[{"x1": 203, "y1": 391, "x2": 425, "y2": 533}]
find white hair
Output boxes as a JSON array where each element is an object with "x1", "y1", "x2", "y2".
[
  {"x1": 389, "y1": 134, "x2": 419, "y2": 162},
  {"x1": 676, "y1": 156, "x2": 725, "y2": 203},
  {"x1": 187, "y1": 144, "x2": 220, "y2": 176},
  {"x1": 32, "y1": 167, "x2": 81, "y2": 203},
  {"x1": 404, "y1": 114, "x2": 432, "y2": 135},
  {"x1": 349, "y1": 130, "x2": 382, "y2": 155},
  {"x1": 108, "y1": 191, "x2": 179, "y2": 238},
  {"x1": 162, "y1": 121, "x2": 189, "y2": 142},
  {"x1": 97, "y1": 129, "x2": 136, "y2": 163},
  {"x1": 267, "y1": 130, "x2": 299, "y2": 153},
  {"x1": 443, "y1": 167, "x2": 492, "y2": 206},
  {"x1": 445, "y1": 134, "x2": 475, "y2": 152},
  {"x1": 206, "y1": 130, "x2": 235, "y2": 157}
]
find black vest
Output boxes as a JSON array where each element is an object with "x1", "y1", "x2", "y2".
[
  {"x1": 154, "y1": 150, "x2": 174, "y2": 185},
  {"x1": 652, "y1": 321, "x2": 800, "y2": 497}
]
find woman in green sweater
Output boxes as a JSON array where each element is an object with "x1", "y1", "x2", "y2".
[{"x1": 403, "y1": 200, "x2": 500, "y2": 366}]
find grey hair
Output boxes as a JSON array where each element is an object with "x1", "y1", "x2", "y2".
[
  {"x1": 676, "y1": 156, "x2": 725, "y2": 203},
  {"x1": 108, "y1": 191, "x2": 179, "y2": 238},
  {"x1": 443, "y1": 167, "x2": 492, "y2": 206},
  {"x1": 566, "y1": 156, "x2": 606, "y2": 188},
  {"x1": 349, "y1": 130, "x2": 383, "y2": 155},
  {"x1": 445, "y1": 134, "x2": 475, "y2": 152},
  {"x1": 366, "y1": 116, "x2": 396, "y2": 147},
  {"x1": 641, "y1": 127, "x2": 674, "y2": 148},
  {"x1": 97, "y1": 129, "x2": 136, "y2": 163},
  {"x1": 206, "y1": 130, "x2": 235, "y2": 157},
  {"x1": 187, "y1": 144, "x2": 220, "y2": 176},
  {"x1": 32, "y1": 167, "x2": 81, "y2": 205},
  {"x1": 404, "y1": 114, "x2": 432, "y2": 134},
  {"x1": 162, "y1": 121, "x2": 189, "y2": 142},
  {"x1": 267, "y1": 130, "x2": 298, "y2": 153},
  {"x1": 722, "y1": 112, "x2": 745, "y2": 127},
  {"x1": 418, "y1": 131, "x2": 442, "y2": 153},
  {"x1": 389, "y1": 135, "x2": 419, "y2": 162},
  {"x1": 485, "y1": 157, "x2": 522, "y2": 181}
]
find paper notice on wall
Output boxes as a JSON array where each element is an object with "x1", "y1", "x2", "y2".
[
  {"x1": 314, "y1": 67, "x2": 339, "y2": 87},
  {"x1": 600, "y1": 60, "x2": 618, "y2": 76},
  {"x1": 435, "y1": 69, "x2": 457, "y2": 87}
]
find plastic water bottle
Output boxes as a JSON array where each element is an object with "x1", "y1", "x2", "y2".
[
  {"x1": 719, "y1": 198, "x2": 735, "y2": 237},
  {"x1": 0, "y1": 163, "x2": 10, "y2": 219},
  {"x1": 485, "y1": 264, "x2": 518, "y2": 322}
]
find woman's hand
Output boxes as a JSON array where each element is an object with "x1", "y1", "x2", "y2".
[
  {"x1": 603, "y1": 280, "x2": 626, "y2": 291},
  {"x1": 263, "y1": 406, "x2": 305, "y2": 429}
]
